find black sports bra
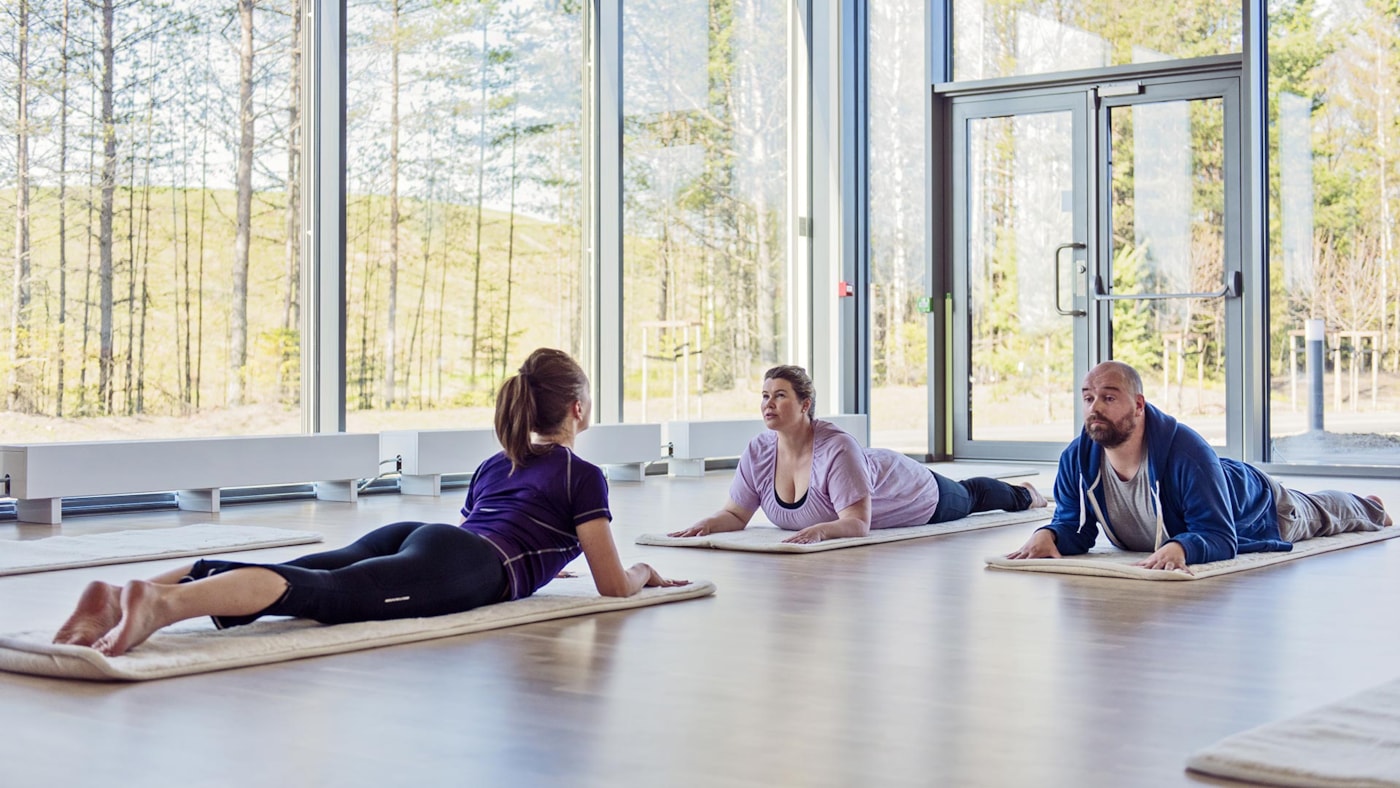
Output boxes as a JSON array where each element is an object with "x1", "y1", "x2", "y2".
[{"x1": 774, "y1": 480, "x2": 808, "y2": 510}]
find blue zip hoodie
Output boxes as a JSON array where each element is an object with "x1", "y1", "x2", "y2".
[{"x1": 1041, "y1": 402, "x2": 1291, "y2": 563}]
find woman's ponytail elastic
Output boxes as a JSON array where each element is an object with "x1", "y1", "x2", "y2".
[{"x1": 494, "y1": 373, "x2": 537, "y2": 470}]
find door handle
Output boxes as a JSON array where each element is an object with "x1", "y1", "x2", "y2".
[
  {"x1": 1093, "y1": 270, "x2": 1243, "y2": 301},
  {"x1": 1055, "y1": 243, "x2": 1087, "y2": 316}
]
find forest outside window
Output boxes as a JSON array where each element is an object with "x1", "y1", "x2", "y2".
[
  {"x1": 620, "y1": 0, "x2": 790, "y2": 424},
  {"x1": 1, "y1": 0, "x2": 303, "y2": 441},
  {"x1": 343, "y1": 0, "x2": 586, "y2": 434}
]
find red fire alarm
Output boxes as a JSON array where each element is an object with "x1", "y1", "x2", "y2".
[{"x1": 837, "y1": 281, "x2": 854, "y2": 297}]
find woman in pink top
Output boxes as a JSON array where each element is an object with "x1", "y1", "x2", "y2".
[{"x1": 669, "y1": 365, "x2": 1047, "y2": 544}]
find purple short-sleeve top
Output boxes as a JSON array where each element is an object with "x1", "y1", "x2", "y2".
[{"x1": 460, "y1": 445, "x2": 611, "y2": 600}]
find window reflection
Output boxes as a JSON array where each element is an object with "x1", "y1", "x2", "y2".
[
  {"x1": 954, "y1": 0, "x2": 1241, "y2": 81},
  {"x1": 621, "y1": 0, "x2": 789, "y2": 424},
  {"x1": 344, "y1": 0, "x2": 585, "y2": 432},
  {"x1": 1268, "y1": 0, "x2": 1400, "y2": 466},
  {"x1": 870, "y1": 0, "x2": 929, "y2": 452}
]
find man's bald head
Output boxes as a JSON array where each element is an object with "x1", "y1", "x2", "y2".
[{"x1": 1084, "y1": 361, "x2": 1144, "y2": 397}]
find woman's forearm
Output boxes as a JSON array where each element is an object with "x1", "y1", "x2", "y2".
[
  {"x1": 816, "y1": 516, "x2": 871, "y2": 539},
  {"x1": 622, "y1": 563, "x2": 652, "y2": 596},
  {"x1": 700, "y1": 509, "x2": 747, "y2": 533}
]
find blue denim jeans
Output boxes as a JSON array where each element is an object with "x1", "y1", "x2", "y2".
[{"x1": 929, "y1": 472, "x2": 1032, "y2": 523}]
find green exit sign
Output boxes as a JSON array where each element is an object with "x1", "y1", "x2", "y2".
[{"x1": 916, "y1": 296, "x2": 936, "y2": 314}]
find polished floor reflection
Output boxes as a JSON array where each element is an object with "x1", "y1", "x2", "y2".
[{"x1": 2, "y1": 466, "x2": 1398, "y2": 787}]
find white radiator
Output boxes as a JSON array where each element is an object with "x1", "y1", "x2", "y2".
[
  {"x1": 380, "y1": 423, "x2": 664, "y2": 494},
  {"x1": 0, "y1": 433, "x2": 381, "y2": 524},
  {"x1": 573, "y1": 423, "x2": 664, "y2": 482},
  {"x1": 666, "y1": 414, "x2": 869, "y2": 477},
  {"x1": 378, "y1": 429, "x2": 500, "y2": 497}
]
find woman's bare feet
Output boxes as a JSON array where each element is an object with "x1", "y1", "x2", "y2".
[
  {"x1": 92, "y1": 580, "x2": 175, "y2": 657},
  {"x1": 1019, "y1": 481, "x2": 1049, "y2": 509},
  {"x1": 1364, "y1": 495, "x2": 1393, "y2": 526},
  {"x1": 53, "y1": 581, "x2": 122, "y2": 647}
]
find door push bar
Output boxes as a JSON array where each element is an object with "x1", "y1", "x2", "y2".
[
  {"x1": 1093, "y1": 270, "x2": 1243, "y2": 301},
  {"x1": 1054, "y1": 242, "x2": 1087, "y2": 316}
]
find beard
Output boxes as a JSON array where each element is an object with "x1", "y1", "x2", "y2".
[{"x1": 1085, "y1": 414, "x2": 1136, "y2": 448}]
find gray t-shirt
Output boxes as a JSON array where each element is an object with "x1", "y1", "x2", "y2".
[{"x1": 1100, "y1": 448, "x2": 1159, "y2": 551}]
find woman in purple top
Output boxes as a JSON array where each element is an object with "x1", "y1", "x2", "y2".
[
  {"x1": 669, "y1": 365, "x2": 1048, "y2": 545},
  {"x1": 53, "y1": 348, "x2": 687, "y2": 657}
]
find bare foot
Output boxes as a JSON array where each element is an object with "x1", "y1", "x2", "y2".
[
  {"x1": 1019, "y1": 481, "x2": 1049, "y2": 509},
  {"x1": 53, "y1": 581, "x2": 122, "y2": 647},
  {"x1": 93, "y1": 580, "x2": 173, "y2": 657},
  {"x1": 1364, "y1": 495, "x2": 1393, "y2": 526}
]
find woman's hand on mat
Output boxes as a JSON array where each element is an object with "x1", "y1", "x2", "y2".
[
  {"x1": 555, "y1": 570, "x2": 578, "y2": 579},
  {"x1": 1006, "y1": 529, "x2": 1061, "y2": 559},
  {"x1": 636, "y1": 563, "x2": 690, "y2": 588},
  {"x1": 669, "y1": 503, "x2": 754, "y2": 538},
  {"x1": 1133, "y1": 542, "x2": 1193, "y2": 574},
  {"x1": 782, "y1": 525, "x2": 828, "y2": 544},
  {"x1": 668, "y1": 524, "x2": 711, "y2": 538}
]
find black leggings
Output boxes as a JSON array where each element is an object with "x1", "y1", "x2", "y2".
[
  {"x1": 928, "y1": 473, "x2": 1034, "y2": 523},
  {"x1": 187, "y1": 521, "x2": 508, "y2": 628}
]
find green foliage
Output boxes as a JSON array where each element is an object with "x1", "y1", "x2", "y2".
[{"x1": 1107, "y1": 244, "x2": 1163, "y2": 375}]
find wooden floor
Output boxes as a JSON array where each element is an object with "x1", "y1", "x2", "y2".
[{"x1": 2, "y1": 465, "x2": 1399, "y2": 787}]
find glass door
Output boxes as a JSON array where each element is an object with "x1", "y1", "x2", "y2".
[
  {"x1": 951, "y1": 92, "x2": 1090, "y2": 460},
  {"x1": 949, "y1": 70, "x2": 1242, "y2": 461},
  {"x1": 1095, "y1": 78, "x2": 1241, "y2": 449}
]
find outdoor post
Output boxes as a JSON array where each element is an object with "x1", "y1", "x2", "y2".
[{"x1": 1306, "y1": 318, "x2": 1325, "y2": 432}]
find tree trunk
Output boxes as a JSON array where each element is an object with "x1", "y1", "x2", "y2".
[
  {"x1": 437, "y1": 203, "x2": 460, "y2": 403},
  {"x1": 10, "y1": 0, "x2": 32, "y2": 412},
  {"x1": 136, "y1": 47, "x2": 158, "y2": 415},
  {"x1": 99, "y1": 0, "x2": 117, "y2": 416},
  {"x1": 284, "y1": 0, "x2": 301, "y2": 332},
  {"x1": 469, "y1": 17, "x2": 489, "y2": 386},
  {"x1": 173, "y1": 162, "x2": 186, "y2": 408},
  {"x1": 56, "y1": 0, "x2": 72, "y2": 417},
  {"x1": 356, "y1": 202, "x2": 380, "y2": 410},
  {"x1": 407, "y1": 193, "x2": 432, "y2": 409},
  {"x1": 229, "y1": 0, "x2": 257, "y2": 407},
  {"x1": 282, "y1": 0, "x2": 302, "y2": 400},
  {"x1": 384, "y1": 0, "x2": 402, "y2": 408},
  {"x1": 500, "y1": 121, "x2": 518, "y2": 378},
  {"x1": 124, "y1": 139, "x2": 138, "y2": 413},
  {"x1": 196, "y1": 42, "x2": 213, "y2": 410},
  {"x1": 80, "y1": 27, "x2": 99, "y2": 416},
  {"x1": 176, "y1": 61, "x2": 194, "y2": 409}
]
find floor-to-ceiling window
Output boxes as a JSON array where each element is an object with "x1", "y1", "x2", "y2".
[
  {"x1": 953, "y1": 0, "x2": 1241, "y2": 80},
  {"x1": 868, "y1": 0, "x2": 929, "y2": 453},
  {"x1": 620, "y1": 0, "x2": 790, "y2": 424},
  {"x1": 0, "y1": 0, "x2": 301, "y2": 441},
  {"x1": 1267, "y1": 0, "x2": 1400, "y2": 467},
  {"x1": 343, "y1": 0, "x2": 585, "y2": 433},
  {"x1": 944, "y1": 0, "x2": 1246, "y2": 459}
]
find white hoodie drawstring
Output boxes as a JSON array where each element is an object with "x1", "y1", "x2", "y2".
[
  {"x1": 1077, "y1": 474, "x2": 1087, "y2": 534},
  {"x1": 1151, "y1": 480, "x2": 1166, "y2": 551}
]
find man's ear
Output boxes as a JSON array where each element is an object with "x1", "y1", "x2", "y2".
[{"x1": 1135, "y1": 394, "x2": 1146, "y2": 415}]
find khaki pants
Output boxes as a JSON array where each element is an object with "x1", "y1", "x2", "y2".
[{"x1": 1267, "y1": 476, "x2": 1389, "y2": 543}]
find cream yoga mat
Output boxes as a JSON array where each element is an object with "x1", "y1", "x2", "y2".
[
  {"x1": 984, "y1": 527, "x2": 1399, "y2": 580},
  {"x1": 0, "y1": 524, "x2": 323, "y2": 577},
  {"x1": 636, "y1": 508, "x2": 1053, "y2": 553},
  {"x1": 0, "y1": 578, "x2": 715, "y2": 681},
  {"x1": 1186, "y1": 677, "x2": 1400, "y2": 787}
]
